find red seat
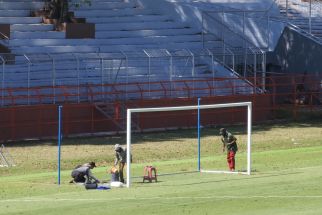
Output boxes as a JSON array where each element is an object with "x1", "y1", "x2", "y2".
[{"x1": 143, "y1": 166, "x2": 157, "y2": 183}]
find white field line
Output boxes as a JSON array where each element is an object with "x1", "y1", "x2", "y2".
[
  {"x1": 3, "y1": 165, "x2": 322, "y2": 186},
  {"x1": 200, "y1": 170, "x2": 249, "y2": 175},
  {"x1": 2, "y1": 195, "x2": 322, "y2": 203}
]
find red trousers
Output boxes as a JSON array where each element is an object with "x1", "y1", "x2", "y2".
[{"x1": 227, "y1": 151, "x2": 236, "y2": 171}]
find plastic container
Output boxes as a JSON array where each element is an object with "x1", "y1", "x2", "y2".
[{"x1": 111, "y1": 172, "x2": 120, "y2": 182}]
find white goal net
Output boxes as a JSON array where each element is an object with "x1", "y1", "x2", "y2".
[
  {"x1": 125, "y1": 102, "x2": 252, "y2": 188},
  {"x1": 0, "y1": 144, "x2": 16, "y2": 167}
]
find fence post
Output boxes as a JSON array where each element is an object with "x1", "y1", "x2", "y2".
[
  {"x1": 197, "y1": 97, "x2": 201, "y2": 172},
  {"x1": 292, "y1": 76, "x2": 297, "y2": 120},
  {"x1": 309, "y1": 0, "x2": 312, "y2": 34},
  {"x1": 75, "y1": 54, "x2": 80, "y2": 103},
  {"x1": 27, "y1": 62, "x2": 31, "y2": 105},
  {"x1": 0, "y1": 55, "x2": 4, "y2": 106},
  {"x1": 201, "y1": 12, "x2": 204, "y2": 48},
  {"x1": 262, "y1": 52, "x2": 266, "y2": 91},
  {"x1": 267, "y1": 14, "x2": 270, "y2": 50},
  {"x1": 11, "y1": 108, "x2": 15, "y2": 141},
  {"x1": 169, "y1": 55, "x2": 173, "y2": 97},
  {"x1": 57, "y1": 105, "x2": 62, "y2": 185},
  {"x1": 91, "y1": 104, "x2": 94, "y2": 133},
  {"x1": 52, "y1": 56, "x2": 56, "y2": 104},
  {"x1": 191, "y1": 52, "x2": 195, "y2": 97},
  {"x1": 100, "y1": 57, "x2": 104, "y2": 101},
  {"x1": 286, "y1": 0, "x2": 289, "y2": 19},
  {"x1": 243, "y1": 11, "x2": 246, "y2": 39}
]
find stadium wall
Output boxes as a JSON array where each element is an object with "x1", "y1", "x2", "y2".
[{"x1": 0, "y1": 95, "x2": 272, "y2": 142}]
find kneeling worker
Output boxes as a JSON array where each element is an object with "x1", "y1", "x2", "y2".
[{"x1": 70, "y1": 161, "x2": 100, "y2": 184}]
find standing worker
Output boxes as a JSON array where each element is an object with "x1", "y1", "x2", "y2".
[
  {"x1": 219, "y1": 128, "x2": 238, "y2": 171},
  {"x1": 114, "y1": 144, "x2": 127, "y2": 183}
]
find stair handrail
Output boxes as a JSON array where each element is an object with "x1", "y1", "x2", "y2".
[
  {"x1": 202, "y1": 11, "x2": 266, "y2": 52},
  {"x1": 0, "y1": 32, "x2": 9, "y2": 40},
  {"x1": 200, "y1": 0, "x2": 278, "y2": 20},
  {"x1": 201, "y1": 12, "x2": 266, "y2": 92},
  {"x1": 0, "y1": 54, "x2": 4, "y2": 106},
  {"x1": 270, "y1": 15, "x2": 322, "y2": 46},
  {"x1": 273, "y1": 0, "x2": 322, "y2": 34},
  {"x1": 0, "y1": 31, "x2": 9, "y2": 46},
  {"x1": 311, "y1": 0, "x2": 322, "y2": 15},
  {"x1": 202, "y1": 48, "x2": 264, "y2": 94}
]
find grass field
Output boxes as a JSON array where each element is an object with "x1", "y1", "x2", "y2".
[{"x1": 0, "y1": 121, "x2": 321, "y2": 215}]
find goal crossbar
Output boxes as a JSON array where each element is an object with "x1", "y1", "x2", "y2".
[{"x1": 126, "y1": 102, "x2": 252, "y2": 188}]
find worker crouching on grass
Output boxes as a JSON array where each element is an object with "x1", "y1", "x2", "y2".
[
  {"x1": 219, "y1": 128, "x2": 238, "y2": 171},
  {"x1": 70, "y1": 161, "x2": 100, "y2": 184},
  {"x1": 114, "y1": 144, "x2": 127, "y2": 183}
]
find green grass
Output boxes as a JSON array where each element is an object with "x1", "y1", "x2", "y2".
[{"x1": 0, "y1": 121, "x2": 322, "y2": 215}]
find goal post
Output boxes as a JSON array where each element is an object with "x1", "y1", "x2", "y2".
[{"x1": 126, "y1": 101, "x2": 252, "y2": 188}]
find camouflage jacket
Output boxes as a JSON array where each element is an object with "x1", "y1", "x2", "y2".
[
  {"x1": 221, "y1": 131, "x2": 238, "y2": 152},
  {"x1": 114, "y1": 148, "x2": 127, "y2": 165}
]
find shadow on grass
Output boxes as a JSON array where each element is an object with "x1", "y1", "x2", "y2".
[
  {"x1": 4, "y1": 120, "x2": 322, "y2": 147},
  {"x1": 134, "y1": 171, "x2": 304, "y2": 188}
]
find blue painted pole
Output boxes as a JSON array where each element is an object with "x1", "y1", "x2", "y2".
[
  {"x1": 197, "y1": 98, "x2": 201, "y2": 172},
  {"x1": 58, "y1": 105, "x2": 62, "y2": 185}
]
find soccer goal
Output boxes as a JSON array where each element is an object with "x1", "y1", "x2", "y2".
[{"x1": 125, "y1": 101, "x2": 252, "y2": 188}]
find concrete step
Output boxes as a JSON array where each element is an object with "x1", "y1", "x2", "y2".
[
  {"x1": 69, "y1": 0, "x2": 126, "y2": 4},
  {"x1": 8, "y1": 35, "x2": 206, "y2": 46},
  {"x1": 0, "y1": 10, "x2": 30, "y2": 17},
  {"x1": 10, "y1": 24, "x2": 54, "y2": 32},
  {"x1": 292, "y1": 22, "x2": 322, "y2": 27},
  {"x1": 297, "y1": 25, "x2": 322, "y2": 30},
  {"x1": 95, "y1": 21, "x2": 190, "y2": 31},
  {"x1": 11, "y1": 45, "x2": 99, "y2": 54},
  {"x1": 70, "y1": 1, "x2": 136, "y2": 10},
  {"x1": 290, "y1": 18, "x2": 322, "y2": 22},
  {"x1": 11, "y1": 51, "x2": 212, "y2": 64},
  {"x1": 70, "y1": 0, "x2": 124, "y2": 1},
  {"x1": 95, "y1": 28, "x2": 201, "y2": 39},
  {"x1": 11, "y1": 31, "x2": 65, "y2": 39},
  {"x1": 3, "y1": 69, "x2": 215, "y2": 85},
  {"x1": 74, "y1": 8, "x2": 156, "y2": 17},
  {"x1": 289, "y1": 16, "x2": 322, "y2": 21},
  {"x1": 310, "y1": 32, "x2": 322, "y2": 36},
  {"x1": 2, "y1": 69, "x2": 233, "y2": 89},
  {"x1": 0, "y1": 2, "x2": 44, "y2": 10},
  {"x1": 98, "y1": 41, "x2": 218, "y2": 52},
  {"x1": 0, "y1": 17, "x2": 42, "y2": 24},
  {"x1": 15, "y1": 51, "x2": 211, "y2": 61},
  {"x1": 5, "y1": 62, "x2": 205, "y2": 76},
  {"x1": 87, "y1": 14, "x2": 173, "y2": 24},
  {"x1": 0, "y1": 0, "x2": 44, "y2": 2}
]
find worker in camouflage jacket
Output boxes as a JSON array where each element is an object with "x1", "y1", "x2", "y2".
[
  {"x1": 219, "y1": 128, "x2": 238, "y2": 171},
  {"x1": 114, "y1": 144, "x2": 127, "y2": 183}
]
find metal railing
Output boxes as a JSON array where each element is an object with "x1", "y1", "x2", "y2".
[
  {"x1": 0, "y1": 49, "x2": 258, "y2": 106},
  {"x1": 0, "y1": 73, "x2": 321, "y2": 142},
  {"x1": 0, "y1": 32, "x2": 9, "y2": 47},
  {"x1": 274, "y1": 0, "x2": 322, "y2": 34},
  {"x1": 201, "y1": 11, "x2": 267, "y2": 90},
  {"x1": 0, "y1": 77, "x2": 258, "y2": 107}
]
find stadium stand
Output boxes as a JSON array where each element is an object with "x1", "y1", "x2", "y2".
[
  {"x1": 0, "y1": 0, "x2": 261, "y2": 105},
  {"x1": 0, "y1": 0, "x2": 320, "y2": 141},
  {"x1": 276, "y1": 0, "x2": 322, "y2": 40}
]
